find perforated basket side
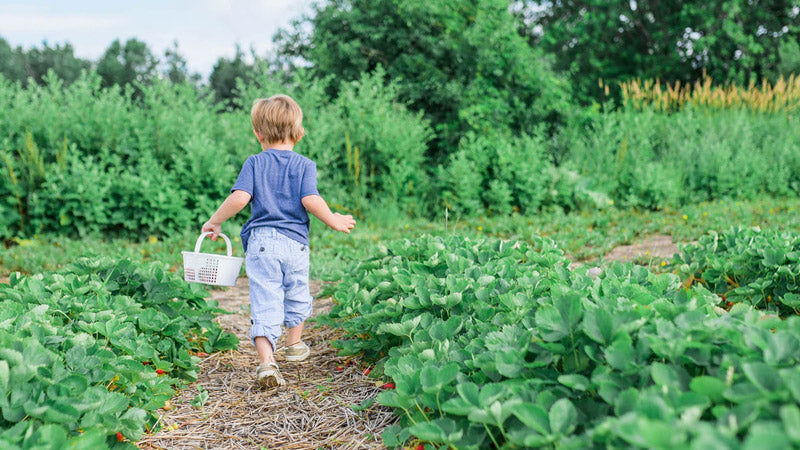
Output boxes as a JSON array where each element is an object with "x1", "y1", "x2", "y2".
[
  {"x1": 197, "y1": 255, "x2": 220, "y2": 284},
  {"x1": 182, "y1": 252, "x2": 203, "y2": 283},
  {"x1": 182, "y1": 251, "x2": 243, "y2": 286}
]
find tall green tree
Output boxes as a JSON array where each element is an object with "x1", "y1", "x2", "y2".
[
  {"x1": 777, "y1": 37, "x2": 800, "y2": 77},
  {"x1": 22, "y1": 41, "x2": 91, "y2": 85},
  {"x1": 275, "y1": 0, "x2": 572, "y2": 158},
  {"x1": 0, "y1": 37, "x2": 90, "y2": 85},
  {"x1": 162, "y1": 40, "x2": 193, "y2": 84},
  {"x1": 0, "y1": 38, "x2": 25, "y2": 82},
  {"x1": 96, "y1": 38, "x2": 158, "y2": 89},
  {"x1": 520, "y1": 0, "x2": 800, "y2": 101},
  {"x1": 208, "y1": 46, "x2": 256, "y2": 106}
]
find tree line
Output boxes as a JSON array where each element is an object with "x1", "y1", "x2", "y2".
[
  {"x1": 0, "y1": 36, "x2": 261, "y2": 105},
  {"x1": 2, "y1": 0, "x2": 799, "y2": 155}
]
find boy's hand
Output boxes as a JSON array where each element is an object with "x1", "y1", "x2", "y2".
[
  {"x1": 301, "y1": 195, "x2": 356, "y2": 233},
  {"x1": 331, "y1": 213, "x2": 356, "y2": 233},
  {"x1": 201, "y1": 221, "x2": 222, "y2": 241}
]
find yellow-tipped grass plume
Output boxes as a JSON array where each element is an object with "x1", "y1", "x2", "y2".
[{"x1": 620, "y1": 72, "x2": 800, "y2": 113}]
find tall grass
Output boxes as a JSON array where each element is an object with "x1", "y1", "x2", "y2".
[{"x1": 619, "y1": 73, "x2": 800, "y2": 113}]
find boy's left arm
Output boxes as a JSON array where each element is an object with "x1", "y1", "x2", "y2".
[{"x1": 202, "y1": 190, "x2": 252, "y2": 240}]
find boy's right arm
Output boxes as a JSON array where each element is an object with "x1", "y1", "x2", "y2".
[
  {"x1": 301, "y1": 195, "x2": 355, "y2": 233},
  {"x1": 202, "y1": 190, "x2": 252, "y2": 240}
]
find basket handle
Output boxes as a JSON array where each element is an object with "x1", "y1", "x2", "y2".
[{"x1": 195, "y1": 232, "x2": 233, "y2": 256}]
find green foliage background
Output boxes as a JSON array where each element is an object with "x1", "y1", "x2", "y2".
[
  {"x1": 1, "y1": 0, "x2": 799, "y2": 241},
  {"x1": 2, "y1": 72, "x2": 799, "y2": 240}
]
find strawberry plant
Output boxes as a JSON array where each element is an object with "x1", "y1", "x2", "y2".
[
  {"x1": 0, "y1": 258, "x2": 237, "y2": 449},
  {"x1": 324, "y1": 235, "x2": 800, "y2": 449},
  {"x1": 675, "y1": 226, "x2": 800, "y2": 316}
]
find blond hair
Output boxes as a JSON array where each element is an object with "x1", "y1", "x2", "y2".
[{"x1": 250, "y1": 95, "x2": 304, "y2": 144}]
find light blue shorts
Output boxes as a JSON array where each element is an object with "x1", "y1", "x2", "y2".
[{"x1": 245, "y1": 227, "x2": 312, "y2": 350}]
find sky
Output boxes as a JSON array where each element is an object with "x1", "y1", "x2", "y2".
[{"x1": 0, "y1": 0, "x2": 314, "y2": 78}]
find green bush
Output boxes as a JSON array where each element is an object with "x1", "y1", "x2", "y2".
[
  {"x1": 441, "y1": 132, "x2": 611, "y2": 215},
  {"x1": 563, "y1": 107, "x2": 800, "y2": 209},
  {"x1": 3, "y1": 69, "x2": 800, "y2": 241},
  {"x1": 441, "y1": 133, "x2": 557, "y2": 215},
  {"x1": 0, "y1": 68, "x2": 433, "y2": 238},
  {"x1": 0, "y1": 73, "x2": 242, "y2": 239}
]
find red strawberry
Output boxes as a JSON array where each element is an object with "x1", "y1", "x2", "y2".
[
  {"x1": 335, "y1": 366, "x2": 344, "y2": 372},
  {"x1": 156, "y1": 369, "x2": 166, "y2": 375},
  {"x1": 416, "y1": 445, "x2": 424, "y2": 450},
  {"x1": 363, "y1": 366, "x2": 372, "y2": 376},
  {"x1": 381, "y1": 382, "x2": 395, "y2": 389},
  {"x1": 116, "y1": 432, "x2": 124, "y2": 442}
]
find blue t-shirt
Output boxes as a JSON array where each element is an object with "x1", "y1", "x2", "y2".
[{"x1": 231, "y1": 149, "x2": 319, "y2": 251}]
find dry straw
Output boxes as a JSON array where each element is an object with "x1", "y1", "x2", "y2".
[{"x1": 137, "y1": 281, "x2": 395, "y2": 449}]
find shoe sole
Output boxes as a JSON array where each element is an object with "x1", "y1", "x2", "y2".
[{"x1": 257, "y1": 373, "x2": 285, "y2": 388}]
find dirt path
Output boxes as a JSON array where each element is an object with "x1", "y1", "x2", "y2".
[
  {"x1": 138, "y1": 279, "x2": 394, "y2": 450},
  {"x1": 602, "y1": 234, "x2": 680, "y2": 262}
]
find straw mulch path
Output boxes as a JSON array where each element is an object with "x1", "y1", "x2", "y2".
[{"x1": 137, "y1": 279, "x2": 395, "y2": 450}]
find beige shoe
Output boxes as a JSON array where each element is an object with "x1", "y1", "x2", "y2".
[
  {"x1": 284, "y1": 341, "x2": 311, "y2": 362},
  {"x1": 256, "y1": 362, "x2": 285, "y2": 388}
]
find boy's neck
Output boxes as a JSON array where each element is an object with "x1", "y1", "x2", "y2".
[{"x1": 262, "y1": 141, "x2": 294, "y2": 151}]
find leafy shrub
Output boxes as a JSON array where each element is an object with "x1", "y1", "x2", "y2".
[
  {"x1": 3, "y1": 68, "x2": 800, "y2": 242},
  {"x1": 676, "y1": 226, "x2": 800, "y2": 316},
  {"x1": 0, "y1": 73, "x2": 245, "y2": 239},
  {"x1": 564, "y1": 107, "x2": 800, "y2": 209},
  {"x1": 0, "y1": 67, "x2": 437, "y2": 240},
  {"x1": 441, "y1": 133, "x2": 578, "y2": 215},
  {"x1": 324, "y1": 235, "x2": 800, "y2": 448},
  {"x1": 0, "y1": 258, "x2": 237, "y2": 448}
]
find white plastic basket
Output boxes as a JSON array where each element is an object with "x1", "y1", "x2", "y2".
[{"x1": 182, "y1": 232, "x2": 244, "y2": 287}]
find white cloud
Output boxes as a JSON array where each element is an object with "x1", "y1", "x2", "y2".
[
  {"x1": 0, "y1": 12, "x2": 125, "y2": 33},
  {"x1": 202, "y1": 0, "x2": 234, "y2": 13}
]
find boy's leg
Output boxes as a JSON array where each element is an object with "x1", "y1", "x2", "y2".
[
  {"x1": 245, "y1": 238, "x2": 285, "y2": 366},
  {"x1": 282, "y1": 240, "x2": 313, "y2": 356},
  {"x1": 285, "y1": 323, "x2": 304, "y2": 347},
  {"x1": 254, "y1": 336, "x2": 275, "y2": 364}
]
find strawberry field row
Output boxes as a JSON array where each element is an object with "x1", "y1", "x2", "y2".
[
  {"x1": 323, "y1": 233, "x2": 800, "y2": 449},
  {"x1": 0, "y1": 259, "x2": 238, "y2": 449},
  {"x1": 676, "y1": 226, "x2": 800, "y2": 317}
]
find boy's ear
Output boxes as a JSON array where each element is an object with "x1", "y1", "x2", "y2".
[{"x1": 253, "y1": 128, "x2": 264, "y2": 143}]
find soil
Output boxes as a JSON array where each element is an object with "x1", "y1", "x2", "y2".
[
  {"x1": 137, "y1": 279, "x2": 394, "y2": 450},
  {"x1": 602, "y1": 234, "x2": 680, "y2": 262}
]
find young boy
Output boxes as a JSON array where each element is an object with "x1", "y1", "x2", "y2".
[{"x1": 202, "y1": 94, "x2": 355, "y2": 388}]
